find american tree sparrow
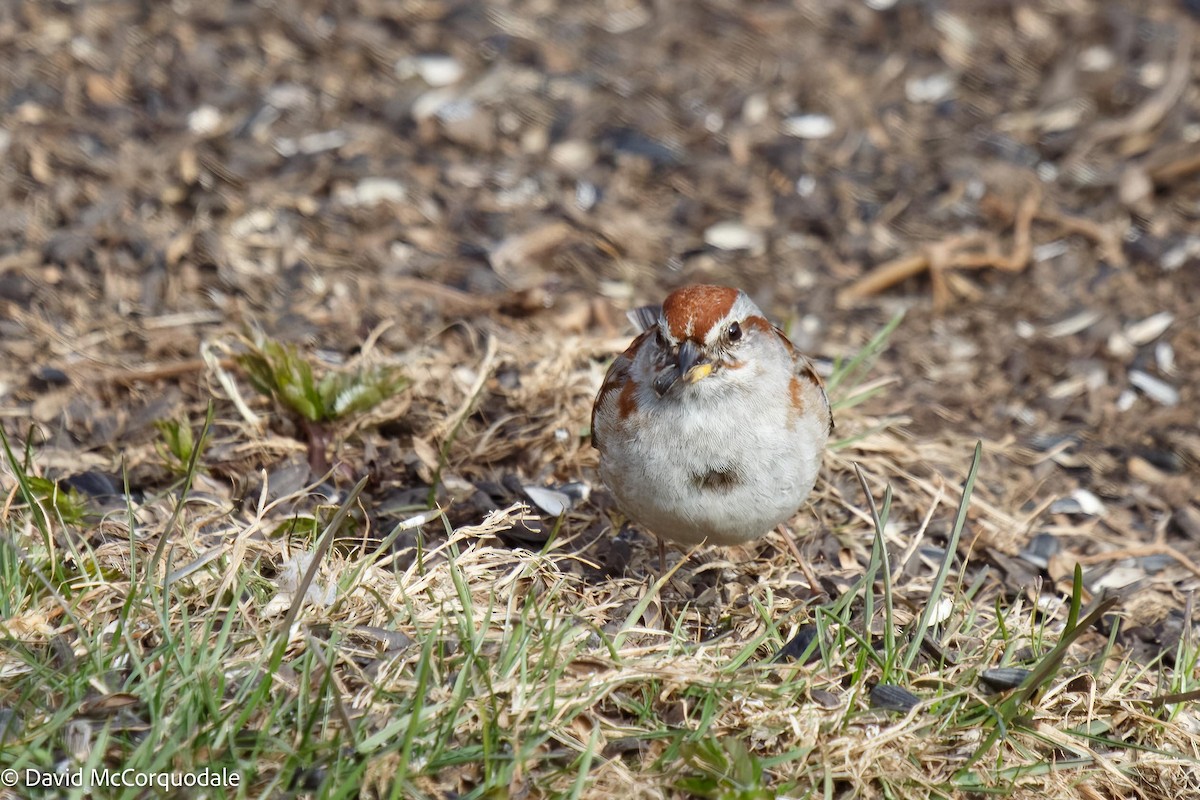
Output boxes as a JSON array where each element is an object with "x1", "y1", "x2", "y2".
[{"x1": 592, "y1": 285, "x2": 832, "y2": 564}]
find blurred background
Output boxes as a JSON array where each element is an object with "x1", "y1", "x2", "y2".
[
  {"x1": 4, "y1": 4, "x2": 1200, "y2": 793},
  {"x1": 1, "y1": 1, "x2": 1196, "y2": 542}
]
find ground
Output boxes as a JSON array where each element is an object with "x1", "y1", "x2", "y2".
[{"x1": 1, "y1": 1, "x2": 1198, "y2": 798}]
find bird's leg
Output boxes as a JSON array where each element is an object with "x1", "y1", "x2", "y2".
[
  {"x1": 778, "y1": 525, "x2": 822, "y2": 598},
  {"x1": 658, "y1": 535, "x2": 667, "y2": 572}
]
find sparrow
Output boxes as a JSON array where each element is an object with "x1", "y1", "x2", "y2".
[{"x1": 591, "y1": 284, "x2": 832, "y2": 565}]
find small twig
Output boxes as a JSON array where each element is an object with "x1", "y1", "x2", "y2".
[
  {"x1": 1037, "y1": 208, "x2": 1127, "y2": 267},
  {"x1": 839, "y1": 251, "x2": 931, "y2": 302},
  {"x1": 202, "y1": 340, "x2": 260, "y2": 426},
  {"x1": 388, "y1": 277, "x2": 505, "y2": 314},
  {"x1": 1146, "y1": 686, "x2": 1200, "y2": 707},
  {"x1": 776, "y1": 523, "x2": 823, "y2": 598},
  {"x1": 357, "y1": 319, "x2": 395, "y2": 361},
  {"x1": 1072, "y1": 544, "x2": 1200, "y2": 581},
  {"x1": 840, "y1": 184, "x2": 1041, "y2": 308},
  {"x1": 432, "y1": 335, "x2": 499, "y2": 442},
  {"x1": 1148, "y1": 149, "x2": 1200, "y2": 185},
  {"x1": 428, "y1": 335, "x2": 499, "y2": 505},
  {"x1": 141, "y1": 310, "x2": 226, "y2": 329},
  {"x1": 96, "y1": 357, "x2": 234, "y2": 386},
  {"x1": 1069, "y1": 27, "x2": 1194, "y2": 161},
  {"x1": 1000, "y1": 187, "x2": 1039, "y2": 271},
  {"x1": 892, "y1": 479, "x2": 943, "y2": 582},
  {"x1": 838, "y1": 233, "x2": 985, "y2": 303}
]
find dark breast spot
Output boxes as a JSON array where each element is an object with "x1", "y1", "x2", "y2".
[{"x1": 692, "y1": 466, "x2": 742, "y2": 492}]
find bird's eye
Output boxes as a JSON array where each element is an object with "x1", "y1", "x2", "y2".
[{"x1": 727, "y1": 322, "x2": 742, "y2": 342}]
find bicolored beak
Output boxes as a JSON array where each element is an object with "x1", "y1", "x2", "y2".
[
  {"x1": 676, "y1": 340, "x2": 713, "y2": 384},
  {"x1": 653, "y1": 339, "x2": 713, "y2": 395}
]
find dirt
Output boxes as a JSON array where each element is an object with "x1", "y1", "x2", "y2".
[{"x1": 1, "y1": 0, "x2": 1198, "y2": 598}]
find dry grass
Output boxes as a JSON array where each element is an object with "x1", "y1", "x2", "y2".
[
  {"x1": 2, "y1": 0, "x2": 1198, "y2": 796},
  {"x1": 2, "y1": 314, "x2": 1198, "y2": 800}
]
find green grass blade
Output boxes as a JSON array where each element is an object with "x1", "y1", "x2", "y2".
[{"x1": 902, "y1": 441, "x2": 982, "y2": 672}]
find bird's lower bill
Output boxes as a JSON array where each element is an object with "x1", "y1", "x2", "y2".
[{"x1": 652, "y1": 361, "x2": 713, "y2": 396}]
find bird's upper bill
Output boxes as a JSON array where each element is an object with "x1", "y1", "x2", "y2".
[
  {"x1": 649, "y1": 285, "x2": 761, "y2": 395},
  {"x1": 652, "y1": 336, "x2": 715, "y2": 395}
]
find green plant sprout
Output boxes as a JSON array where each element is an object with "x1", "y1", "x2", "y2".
[{"x1": 236, "y1": 332, "x2": 407, "y2": 475}]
